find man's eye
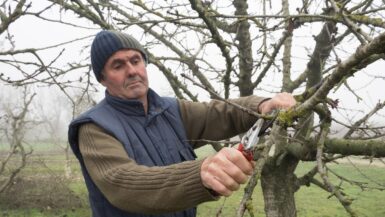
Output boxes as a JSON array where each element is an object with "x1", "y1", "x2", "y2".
[{"x1": 113, "y1": 64, "x2": 122, "y2": 69}]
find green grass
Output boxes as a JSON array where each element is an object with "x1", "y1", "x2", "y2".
[
  {"x1": 294, "y1": 162, "x2": 385, "y2": 217},
  {"x1": 0, "y1": 208, "x2": 90, "y2": 217},
  {"x1": 197, "y1": 161, "x2": 385, "y2": 217},
  {"x1": 1, "y1": 145, "x2": 385, "y2": 217},
  {"x1": 0, "y1": 141, "x2": 63, "y2": 152}
]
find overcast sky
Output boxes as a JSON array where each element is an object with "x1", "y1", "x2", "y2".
[{"x1": 2, "y1": 1, "x2": 385, "y2": 135}]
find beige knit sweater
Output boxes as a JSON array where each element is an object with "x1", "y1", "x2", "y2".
[{"x1": 78, "y1": 96, "x2": 265, "y2": 214}]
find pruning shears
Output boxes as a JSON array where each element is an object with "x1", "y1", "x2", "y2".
[{"x1": 237, "y1": 117, "x2": 275, "y2": 161}]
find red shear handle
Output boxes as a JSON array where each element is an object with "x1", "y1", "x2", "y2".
[{"x1": 237, "y1": 143, "x2": 253, "y2": 161}]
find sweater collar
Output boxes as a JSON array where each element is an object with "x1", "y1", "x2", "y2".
[{"x1": 105, "y1": 88, "x2": 170, "y2": 117}]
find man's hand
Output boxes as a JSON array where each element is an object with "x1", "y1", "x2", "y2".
[
  {"x1": 200, "y1": 147, "x2": 253, "y2": 197},
  {"x1": 258, "y1": 92, "x2": 296, "y2": 114}
]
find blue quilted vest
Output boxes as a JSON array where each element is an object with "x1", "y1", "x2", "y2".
[{"x1": 68, "y1": 89, "x2": 197, "y2": 217}]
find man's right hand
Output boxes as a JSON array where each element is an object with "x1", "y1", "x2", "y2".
[{"x1": 200, "y1": 147, "x2": 254, "y2": 197}]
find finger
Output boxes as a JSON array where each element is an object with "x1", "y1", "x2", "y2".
[
  {"x1": 201, "y1": 161, "x2": 234, "y2": 196},
  {"x1": 222, "y1": 148, "x2": 253, "y2": 176},
  {"x1": 275, "y1": 92, "x2": 296, "y2": 109},
  {"x1": 207, "y1": 153, "x2": 244, "y2": 189},
  {"x1": 220, "y1": 157, "x2": 250, "y2": 185},
  {"x1": 212, "y1": 166, "x2": 241, "y2": 191},
  {"x1": 210, "y1": 177, "x2": 233, "y2": 197}
]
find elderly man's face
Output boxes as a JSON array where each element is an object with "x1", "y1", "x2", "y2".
[{"x1": 101, "y1": 49, "x2": 149, "y2": 103}]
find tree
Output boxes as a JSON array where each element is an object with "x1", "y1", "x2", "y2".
[
  {"x1": 37, "y1": 88, "x2": 96, "y2": 179},
  {"x1": 1, "y1": 0, "x2": 385, "y2": 216},
  {"x1": 0, "y1": 86, "x2": 35, "y2": 193}
]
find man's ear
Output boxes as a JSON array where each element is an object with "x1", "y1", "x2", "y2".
[
  {"x1": 99, "y1": 70, "x2": 106, "y2": 86},
  {"x1": 99, "y1": 78, "x2": 107, "y2": 87}
]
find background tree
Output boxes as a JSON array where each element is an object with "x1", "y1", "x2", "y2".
[
  {"x1": 0, "y1": 87, "x2": 35, "y2": 193},
  {"x1": 38, "y1": 89, "x2": 96, "y2": 178},
  {"x1": 1, "y1": 0, "x2": 385, "y2": 217}
]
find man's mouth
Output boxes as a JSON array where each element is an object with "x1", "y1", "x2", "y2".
[{"x1": 124, "y1": 79, "x2": 142, "y2": 88}]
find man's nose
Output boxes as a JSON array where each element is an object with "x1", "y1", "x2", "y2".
[{"x1": 124, "y1": 62, "x2": 137, "y2": 76}]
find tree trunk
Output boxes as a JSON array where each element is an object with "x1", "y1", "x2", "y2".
[
  {"x1": 64, "y1": 145, "x2": 72, "y2": 179},
  {"x1": 261, "y1": 156, "x2": 299, "y2": 217}
]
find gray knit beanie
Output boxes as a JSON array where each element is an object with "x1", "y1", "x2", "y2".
[{"x1": 91, "y1": 30, "x2": 148, "y2": 82}]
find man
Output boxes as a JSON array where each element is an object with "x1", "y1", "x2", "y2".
[{"x1": 68, "y1": 30, "x2": 296, "y2": 217}]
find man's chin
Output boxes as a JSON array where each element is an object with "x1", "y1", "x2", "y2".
[{"x1": 124, "y1": 87, "x2": 148, "y2": 98}]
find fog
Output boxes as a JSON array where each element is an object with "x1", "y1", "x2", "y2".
[{"x1": 1, "y1": 1, "x2": 385, "y2": 143}]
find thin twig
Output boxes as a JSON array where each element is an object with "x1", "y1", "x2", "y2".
[{"x1": 181, "y1": 73, "x2": 262, "y2": 118}]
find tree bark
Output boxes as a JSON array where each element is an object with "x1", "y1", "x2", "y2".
[
  {"x1": 287, "y1": 138, "x2": 385, "y2": 160},
  {"x1": 234, "y1": 0, "x2": 254, "y2": 96},
  {"x1": 64, "y1": 145, "x2": 72, "y2": 179},
  {"x1": 261, "y1": 156, "x2": 299, "y2": 217}
]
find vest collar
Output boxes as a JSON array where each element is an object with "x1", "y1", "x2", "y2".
[{"x1": 105, "y1": 88, "x2": 170, "y2": 117}]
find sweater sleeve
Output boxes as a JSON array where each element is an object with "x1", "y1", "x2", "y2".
[
  {"x1": 178, "y1": 95, "x2": 268, "y2": 148},
  {"x1": 78, "y1": 123, "x2": 217, "y2": 214}
]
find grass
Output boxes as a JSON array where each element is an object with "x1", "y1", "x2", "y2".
[
  {"x1": 1, "y1": 208, "x2": 90, "y2": 217},
  {"x1": 0, "y1": 142, "x2": 62, "y2": 152},
  {"x1": 197, "y1": 160, "x2": 385, "y2": 217},
  {"x1": 291, "y1": 162, "x2": 385, "y2": 217},
  {"x1": 1, "y1": 145, "x2": 385, "y2": 217}
]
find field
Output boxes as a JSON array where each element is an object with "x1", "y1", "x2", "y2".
[{"x1": 1, "y1": 144, "x2": 385, "y2": 217}]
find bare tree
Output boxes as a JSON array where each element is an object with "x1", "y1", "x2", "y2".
[
  {"x1": 38, "y1": 92, "x2": 72, "y2": 178},
  {"x1": 36, "y1": 87, "x2": 96, "y2": 179},
  {"x1": 0, "y1": 0, "x2": 97, "y2": 182},
  {"x1": 1, "y1": 0, "x2": 385, "y2": 216},
  {"x1": 0, "y1": 87, "x2": 35, "y2": 193}
]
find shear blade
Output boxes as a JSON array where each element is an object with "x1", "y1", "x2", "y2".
[{"x1": 244, "y1": 119, "x2": 264, "y2": 150}]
